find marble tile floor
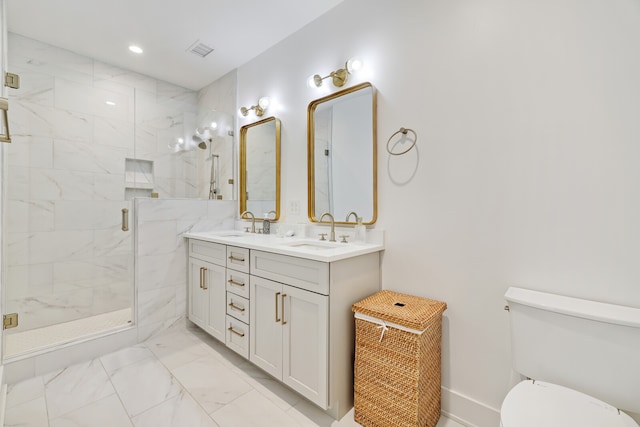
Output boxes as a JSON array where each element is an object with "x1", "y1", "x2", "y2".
[{"x1": 4, "y1": 325, "x2": 464, "y2": 427}]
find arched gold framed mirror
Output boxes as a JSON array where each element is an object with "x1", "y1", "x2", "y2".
[
  {"x1": 307, "y1": 82, "x2": 377, "y2": 225},
  {"x1": 239, "y1": 117, "x2": 281, "y2": 220}
]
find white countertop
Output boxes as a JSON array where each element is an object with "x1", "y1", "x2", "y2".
[{"x1": 183, "y1": 230, "x2": 384, "y2": 262}]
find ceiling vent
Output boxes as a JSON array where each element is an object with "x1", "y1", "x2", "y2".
[{"x1": 187, "y1": 40, "x2": 214, "y2": 58}]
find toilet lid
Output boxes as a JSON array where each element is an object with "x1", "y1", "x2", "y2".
[{"x1": 501, "y1": 380, "x2": 639, "y2": 427}]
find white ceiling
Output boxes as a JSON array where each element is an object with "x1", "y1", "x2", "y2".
[{"x1": 6, "y1": 0, "x2": 343, "y2": 91}]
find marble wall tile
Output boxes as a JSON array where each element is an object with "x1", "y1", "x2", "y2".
[
  {"x1": 93, "y1": 173, "x2": 126, "y2": 200},
  {"x1": 6, "y1": 166, "x2": 29, "y2": 201},
  {"x1": 5, "y1": 263, "x2": 53, "y2": 300},
  {"x1": 27, "y1": 230, "x2": 94, "y2": 264},
  {"x1": 6, "y1": 232, "x2": 29, "y2": 267},
  {"x1": 137, "y1": 252, "x2": 187, "y2": 292},
  {"x1": 137, "y1": 199, "x2": 209, "y2": 222},
  {"x1": 53, "y1": 139, "x2": 127, "y2": 174},
  {"x1": 54, "y1": 200, "x2": 130, "y2": 230},
  {"x1": 93, "y1": 116, "x2": 134, "y2": 148},
  {"x1": 137, "y1": 220, "x2": 179, "y2": 256},
  {"x1": 8, "y1": 65, "x2": 54, "y2": 106},
  {"x1": 53, "y1": 259, "x2": 98, "y2": 288},
  {"x1": 11, "y1": 101, "x2": 93, "y2": 141},
  {"x1": 7, "y1": 199, "x2": 55, "y2": 233},
  {"x1": 93, "y1": 282, "x2": 133, "y2": 316},
  {"x1": 138, "y1": 287, "x2": 177, "y2": 327},
  {"x1": 5, "y1": 135, "x2": 54, "y2": 168},
  {"x1": 29, "y1": 168, "x2": 94, "y2": 201},
  {"x1": 94, "y1": 228, "x2": 132, "y2": 257},
  {"x1": 93, "y1": 61, "x2": 157, "y2": 94},
  {"x1": 9, "y1": 33, "x2": 93, "y2": 86},
  {"x1": 93, "y1": 255, "x2": 134, "y2": 285},
  {"x1": 157, "y1": 81, "x2": 198, "y2": 113},
  {"x1": 6, "y1": 287, "x2": 93, "y2": 331}
]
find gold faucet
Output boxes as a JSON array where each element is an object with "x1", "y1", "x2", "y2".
[
  {"x1": 345, "y1": 211, "x2": 358, "y2": 222},
  {"x1": 240, "y1": 210, "x2": 256, "y2": 233},
  {"x1": 319, "y1": 212, "x2": 336, "y2": 242}
]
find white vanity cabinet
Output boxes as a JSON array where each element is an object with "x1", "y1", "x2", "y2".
[
  {"x1": 250, "y1": 275, "x2": 328, "y2": 407},
  {"x1": 249, "y1": 249, "x2": 380, "y2": 418},
  {"x1": 186, "y1": 236, "x2": 381, "y2": 420},
  {"x1": 188, "y1": 241, "x2": 227, "y2": 342}
]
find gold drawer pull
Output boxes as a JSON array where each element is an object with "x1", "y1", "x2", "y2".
[
  {"x1": 275, "y1": 292, "x2": 281, "y2": 323},
  {"x1": 227, "y1": 278, "x2": 245, "y2": 287},
  {"x1": 281, "y1": 293, "x2": 287, "y2": 325},
  {"x1": 228, "y1": 255, "x2": 245, "y2": 262},
  {"x1": 228, "y1": 302, "x2": 245, "y2": 312},
  {"x1": 199, "y1": 267, "x2": 205, "y2": 289},
  {"x1": 201, "y1": 267, "x2": 208, "y2": 290},
  {"x1": 228, "y1": 326, "x2": 245, "y2": 337}
]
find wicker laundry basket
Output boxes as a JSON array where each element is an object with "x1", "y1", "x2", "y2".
[{"x1": 352, "y1": 290, "x2": 447, "y2": 427}]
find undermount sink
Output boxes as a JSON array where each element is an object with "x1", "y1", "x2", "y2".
[
  {"x1": 213, "y1": 231, "x2": 247, "y2": 237},
  {"x1": 285, "y1": 241, "x2": 342, "y2": 251}
]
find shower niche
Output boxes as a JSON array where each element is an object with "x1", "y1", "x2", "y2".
[{"x1": 125, "y1": 158, "x2": 155, "y2": 200}]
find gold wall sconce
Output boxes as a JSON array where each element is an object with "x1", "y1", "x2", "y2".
[
  {"x1": 240, "y1": 97, "x2": 270, "y2": 117},
  {"x1": 309, "y1": 58, "x2": 363, "y2": 88}
]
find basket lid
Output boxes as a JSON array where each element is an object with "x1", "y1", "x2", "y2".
[{"x1": 352, "y1": 290, "x2": 447, "y2": 330}]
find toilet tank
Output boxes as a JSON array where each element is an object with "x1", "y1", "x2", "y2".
[{"x1": 505, "y1": 287, "x2": 640, "y2": 413}]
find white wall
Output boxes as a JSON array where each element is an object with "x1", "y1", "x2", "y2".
[{"x1": 236, "y1": 0, "x2": 640, "y2": 424}]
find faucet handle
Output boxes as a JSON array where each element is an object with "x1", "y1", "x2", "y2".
[
  {"x1": 339, "y1": 235, "x2": 349, "y2": 243},
  {"x1": 244, "y1": 227, "x2": 250, "y2": 233},
  {"x1": 318, "y1": 233, "x2": 327, "y2": 241}
]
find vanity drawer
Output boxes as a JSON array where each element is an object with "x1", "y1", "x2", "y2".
[
  {"x1": 226, "y1": 316, "x2": 249, "y2": 359},
  {"x1": 226, "y1": 270, "x2": 250, "y2": 298},
  {"x1": 227, "y1": 246, "x2": 250, "y2": 273},
  {"x1": 251, "y1": 250, "x2": 329, "y2": 295},
  {"x1": 189, "y1": 240, "x2": 227, "y2": 266},
  {"x1": 226, "y1": 292, "x2": 249, "y2": 323}
]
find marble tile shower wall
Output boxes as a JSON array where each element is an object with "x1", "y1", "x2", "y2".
[
  {"x1": 4, "y1": 33, "x2": 199, "y2": 332},
  {"x1": 135, "y1": 198, "x2": 235, "y2": 342}
]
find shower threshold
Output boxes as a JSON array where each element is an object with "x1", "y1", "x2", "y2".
[{"x1": 3, "y1": 308, "x2": 132, "y2": 359}]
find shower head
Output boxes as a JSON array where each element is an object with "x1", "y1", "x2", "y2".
[{"x1": 192, "y1": 134, "x2": 209, "y2": 150}]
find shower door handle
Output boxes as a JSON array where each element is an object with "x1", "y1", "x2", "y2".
[
  {"x1": 121, "y1": 208, "x2": 129, "y2": 231},
  {"x1": 0, "y1": 97, "x2": 11, "y2": 143}
]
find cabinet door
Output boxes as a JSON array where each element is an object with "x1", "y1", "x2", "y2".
[
  {"x1": 203, "y1": 262, "x2": 227, "y2": 342},
  {"x1": 282, "y1": 284, "x2": 328, "y2": 408},
  {"x1": 188, "y1": 258, "x2": 210, "y2": 329},
  {"x1": 250, "y1": 276, "x2": 283, "y2": 379}
]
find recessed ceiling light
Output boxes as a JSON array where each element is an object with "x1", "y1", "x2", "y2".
[
  {"x1": 129, "y1": 45, "x2": 143, "y2": 54},
  {"x1": 105, "y1": 101, "x2": 116, "y2": 106}
]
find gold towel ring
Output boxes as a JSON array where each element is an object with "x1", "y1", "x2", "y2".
[{"x1": 386, "y1": 127, "x2": 417, "y2": 156}]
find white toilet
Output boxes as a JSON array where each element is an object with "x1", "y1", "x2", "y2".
[{"x1": 501, "y1": 287, "x2": 640, "y2": 427}]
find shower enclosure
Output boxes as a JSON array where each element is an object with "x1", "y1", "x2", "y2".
[{"x1": 1, "y1": 33, "x2": 203, "y2": 358}]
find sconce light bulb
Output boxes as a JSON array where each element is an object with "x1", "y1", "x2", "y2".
[
  {"x1": 178, "y1": 138, "x2": 184, "y2": 144},
  {"x1": 313, "y1": 74, "x2": 323, "y2": 87},
  {"x1": 240, "y1": 107, "x2": 249, "y2": 117},
  {"x1": 258, "y1": 97, "x2": 270, "y2": 109},
  {"x1": 346, "y1": 58, "x2": 363, "y2": 73},
  {"x1": 210, "y1": 122, "x2": 218, "y2": 129}
]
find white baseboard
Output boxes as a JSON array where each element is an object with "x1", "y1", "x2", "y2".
[{"x1": 441, "y1": 386, "x2": 500, "y2": 427}]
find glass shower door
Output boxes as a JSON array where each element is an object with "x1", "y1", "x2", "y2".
[{"x1": 2, "y1": 33, "x2": 134, "y2": 358}]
